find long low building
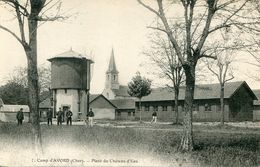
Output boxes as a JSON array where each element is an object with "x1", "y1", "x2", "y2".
[{"x1": 137, "y1": 81, "x2": 257, "y2": 122}]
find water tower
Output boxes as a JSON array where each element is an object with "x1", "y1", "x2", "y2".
[{"x1": 48, "y1": 49, "x2": 93, "y2": 121}]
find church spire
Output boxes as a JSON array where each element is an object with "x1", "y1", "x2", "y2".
[{"x1": 106, "y1": 48, "x2": 119, "y2": 74}]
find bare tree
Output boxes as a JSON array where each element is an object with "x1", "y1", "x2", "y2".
[
  {"x1": 204, "y1": 29, "x2": 235, "y2": 125},
  {"x1": 0, "y1": 0, "x2": 66, "y2": 155},
  {"x1": 144, "y1": 32, "x2": 184, "y2": 124},
  {"x1": 7, "y1": 65, "x2": 51, "y2": 94},
  {"x1": 138, "y1": 0, "x2": 260, "y2": 151},
  {"x1": 205, "y1": 57, "x2": 234, "y2": 125}
]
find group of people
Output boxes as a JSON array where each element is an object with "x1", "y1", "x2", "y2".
[
  {"x1": 16, "y1": 107, "x2": 157, "y2": 126},
  {"x1": 46, "y1": 107, "x2": 74, "y2": 126},
  {"x1": 46, "y1": 107, "x2": 95, "y2": 127}
]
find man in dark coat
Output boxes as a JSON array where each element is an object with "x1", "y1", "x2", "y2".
[
  {"x1": 47, "y1": 108, "x2": 53, "y2": 125},
  {"x1": 16, "y1": 108, "x2": 24, "y2": 125},
  {"x1": 57, "y1": 108, "x2": 63, "y2": 125},
  {"x1": 66, "y1": 108, "x2": 73, "y2": 125}
]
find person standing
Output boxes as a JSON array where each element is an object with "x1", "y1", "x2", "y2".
[
  {"x1": 47, "y1": 108, "x2": 53, "y2": 125},
  {"x1": 151, "y1": 111, "x2": 157, "y2": 123},
  {"x1": 66, "y1": 108, "x2": 73, "y2": 125},
  {"x1": 88, "y1": 108, "x2": 94, "y2": 127},
  {"x1": 16, "y1": 108, "x2": 24, "y2": 125},
  {"x1": 57, "y1": 108, "x2": 63, "y2": 125}
]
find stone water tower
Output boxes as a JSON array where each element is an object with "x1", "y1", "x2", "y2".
[{"x1": 48, "y1": 49, "x2": 93, "y2": 121}]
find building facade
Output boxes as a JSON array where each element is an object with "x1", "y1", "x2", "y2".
[
  {"x1": 136, "y1": 81, "x2": 257, "y2": 122},
  {"x1": 89, "y1": 94, "x2": 117, "y2": 120},
  {"x1": 253, "y1": 89, "x2": 260, "y2": 121}
]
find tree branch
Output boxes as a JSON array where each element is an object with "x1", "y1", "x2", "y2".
[
  {"x1": 0, "y1": 24, "x2": 24, "y2": 46},
  {"x1": 147, "y1": 26, "x2": 167, "y2": 33}
]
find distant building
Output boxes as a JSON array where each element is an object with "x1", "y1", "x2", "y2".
[
  {"x1": 138, "y1": 81, "x2": 257, "y2": 122},
  {"x1": 110, "y1": 99, "x2": 135, "y2": 120},
  {"x1": 39, "y1": 94, "x2": 52, "y2": 120},
  {"x1": 89, "y1": 94, "x2": 117, "y2": 119},
  {"x1": 0, "y1": 99, "x2": 30, "y2": 122},
  {"x1": 48, "y1": 49, "x2": 93, "y2": 121},
  {"x1": 253, "y1": 89, "x2": 260, "y2": 121}
]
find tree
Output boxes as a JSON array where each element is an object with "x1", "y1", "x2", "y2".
[
  {"x1": 0, "y1": 0, "x2": 65, "y2": 155},
  {"x1": 144, "y1": 32, "x2": 184, "y2": 124},
  {"x1": 205, "y1": 56, "x2": 234, "y2": 125},
  {"x1": 0, "y1": 81, "x2": 29, "y2": 105},
  {"x1": 7, "y1": 65, "x2": 51, "y2": 94},
  {"x1": 204, "y1": 28, "x2": 235, "y2": 125},
  {"x1": 128, "y1": 72, "x2": 152, "y2": 122},
  {"x1": 138, "y1": 0, "x2": 260, "y2": 151}
]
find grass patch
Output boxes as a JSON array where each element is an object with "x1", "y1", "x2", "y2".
[{"x1": 0, "y1": 122, "x2": 259, "y2": 167}]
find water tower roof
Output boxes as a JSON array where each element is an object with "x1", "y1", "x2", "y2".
[{"x1": 48, "y1": 49, "x2": 93, "y2": 63}]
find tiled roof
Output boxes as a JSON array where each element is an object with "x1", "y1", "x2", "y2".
[
  {"x1": 141, "y1": 81, "x2": 256, "y2": 102},
  {"x1": 89, "y1": 94, "x2": 100, "y2": 102},
  {"x1": 253, "y1": 89, "x2": 260, "y2": 105},
  {"x1": 48, "y1": 49, "x2": 93, "y2": 62},
  {"x1": 89, "y1": 94, "x2": 117, "y2": 108},
  {"x1": 110, "y1": 99, "x2": 135, "y2": 109},
  {"x1": 112, "y1": 85, "x2": 131, "y2": 97}
]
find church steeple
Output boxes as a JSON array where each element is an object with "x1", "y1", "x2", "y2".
[
  {"x1": 106, "y1": 48, "x2": 119, "y2": 74},
  {"x1": 105, "y1": 48, "x2": 119, "y2": 89}
]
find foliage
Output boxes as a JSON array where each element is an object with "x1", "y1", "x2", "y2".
[
  {"x1": 6, "y1": 65, "x2": 51, "y2": 94},
  {"x1": 0, "y1": 81, "x2": 29, "y2": 105},
  {"x1": 127, "y1": 72, "x2": 152, "y2": 99}
]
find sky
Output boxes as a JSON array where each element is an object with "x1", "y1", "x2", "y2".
[{"x1": 0, "y1": 0, "x2": 260, "y2": 93}]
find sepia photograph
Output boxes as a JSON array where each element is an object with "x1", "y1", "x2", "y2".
[{"x1": 0, "y1": 0, "x2": 260, "y2": 166}]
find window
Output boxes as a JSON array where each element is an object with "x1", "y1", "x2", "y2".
[
  {"x1": 154, "y1": 106, "x2": 158, "y2": 111},
  {"x1": 114, "y1": 75, "x2": 116, "y2": 81},
  {"x1": 133, "y1": 111, "x2": 135, "y2": 116},
  {"x1": 145, "y1": 106, "x2": 149, "y2": 111},
  {"x1": 162, "y1": 106, "x2": 167, "y2": 111},
  {"x1": 205, "y1": 103, "x2": 211, "y2": 111},
  {"x1": 117, "y1": 111, "x2": 121, "y2": 116},
  {"x1": 128, "y1": 112, "x2": 131, "y2": 116}
]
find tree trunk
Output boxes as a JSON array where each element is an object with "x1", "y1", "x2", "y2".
[
  {"x1": 180, "y1": 66, "x2": 195, "y2": 152},
  {"x1": 26, "y1": 14, "x2": 42, "y2": 155},
  {"x1": 139, "y1": 98, "x2": 142, "y2": 122},
  {"x1": 220, "y1": 84, "x2": 225, "y2": 125},
  {"x1": 174, "y1": 88, "x2": 179, "y2": 124}
]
